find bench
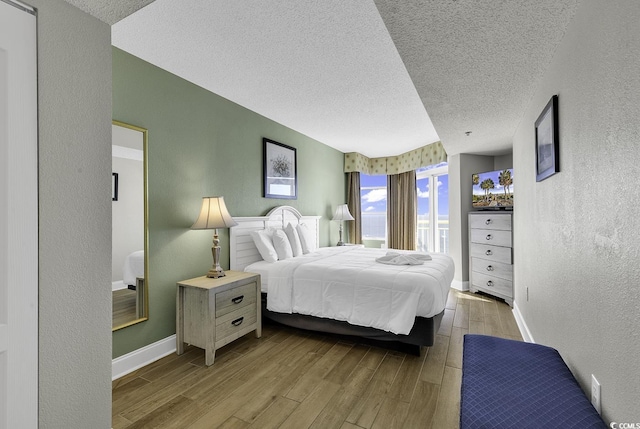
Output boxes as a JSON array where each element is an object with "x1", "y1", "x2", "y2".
[{"x1": 460, "y1": 334, "x2": 606, "y2": 428}]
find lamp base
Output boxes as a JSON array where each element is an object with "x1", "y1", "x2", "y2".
[
  {"x1": 207, "y1": 232, "x2": 226, "y2": 278},
  {"x1": 206, "y1": 267, "x2": 226, "y2": 278},
  {"x1": 336, "y1": 241, "x2": 345, "y2": 246}
]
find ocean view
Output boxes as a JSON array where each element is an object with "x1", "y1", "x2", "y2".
[{"x1": 362, "y1": 213, "x2": 450, "y2": 253}]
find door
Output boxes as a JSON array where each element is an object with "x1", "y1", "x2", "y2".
[{"x1": 0, "y1": 1, "x2": 38, "y2": 428}]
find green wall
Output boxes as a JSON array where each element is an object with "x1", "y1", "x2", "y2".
[{"x1": 112, "y1": 47, "x2": 346, "y2": 358}]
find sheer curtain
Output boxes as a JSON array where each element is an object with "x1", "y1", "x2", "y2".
[
  {"x1": 347, "y1": 172, "x2": 362, "y2": 244},
  {"x1": 387, "y1": 170, "x2": 417, "y2": 250}
]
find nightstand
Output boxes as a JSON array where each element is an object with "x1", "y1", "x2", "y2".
[{"x1": 176, "y1": 271, "x2": 261, "y2": 366}]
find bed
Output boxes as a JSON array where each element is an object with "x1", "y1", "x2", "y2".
[
  {"x1": 229, "y1": 205, "x2": 455, "y2": 353},
  {"x1": 123, "y1": 250, "x2": 144, "y2": 287}
]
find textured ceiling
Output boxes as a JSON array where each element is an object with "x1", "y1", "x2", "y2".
[
  {"x1": 67, "y1": 0, "x2": 579, "y2": 158},
  {"x1": 111, "y1": 0, "x2": 439, "y2": 158},
  {"x1": 62, "y1": 0, "x2": 154, "y2": 25},
  {"x1": 375, "y1": 0, "x2": 579, "y2": 156}
]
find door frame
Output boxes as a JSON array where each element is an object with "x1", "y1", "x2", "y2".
[{"x1": 0, "y1": 1, "x2": 38, "y2": 428}]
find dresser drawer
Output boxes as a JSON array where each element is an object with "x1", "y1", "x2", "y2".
[
  {"x1": 470, "y1": 229, "x2": 512, "y2": 247},
  {"x1": 469, "y1": 213, "x2": 512, "y2": 231},
  {"x1": 471, "y1": 258, "x2": 513, "y2": 281},
  {"x1": 215, "y1": 282, "x2": 257, "y2": 318},
  {"x1": 470, "y1": 243, "x2": 512, "y2": 264},
  {"x1": 471, "y1": 272, "x2": 513, "y2": 299},
  {"x1": 215, "y1": 304, "x2": 257, "y2": 341}
]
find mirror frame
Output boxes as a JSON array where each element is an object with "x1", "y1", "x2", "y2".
[{"x1": 112, "y1": 120, "x2": 149, "y2": 331}]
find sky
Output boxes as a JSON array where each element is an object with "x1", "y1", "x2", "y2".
[{"x1": 361, "y1": 173, "x2": 449, "y2": 217}]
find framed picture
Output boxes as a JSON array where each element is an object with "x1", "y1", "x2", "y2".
[
  {"x1": 263, "y1": 138, "x2": 297, "y2": 199},
  {"x1": 535, "y1": 95, "x2": 559, "y2": 182},
  {"x1": 112, "y1": 172, "x2": 119, "y2": 201}
]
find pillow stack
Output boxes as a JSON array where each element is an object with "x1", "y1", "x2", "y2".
[{"x1": 250, "y1": 223, "x2": 316, "y2": 262}]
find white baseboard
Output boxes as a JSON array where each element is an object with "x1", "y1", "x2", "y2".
[
  {"x1": 512, "y1": 302, "x2": 535, "y2": 343},
  {"x1": 451, "y1": 280, "x2": 469, "y2": 291},
  {"x1": 112, "y1": 335, "x2": 176, "y2": 380},
  {"x1": 112, "y1": 280, "x2": 125, "y2": 291}
]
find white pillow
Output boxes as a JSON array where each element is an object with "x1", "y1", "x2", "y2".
[
  {"x1": 272, "y1": 229, "x2": 293, "y2": 260},
  {"x1": 250, "y1": 229, "x2": 278, "y2": 263},
  {"x1": 284, "y1": 223, "x2": 303, "y2": 257},
  {"x1": 296, "y1": 223, "x2": 315, "y2": 254}
]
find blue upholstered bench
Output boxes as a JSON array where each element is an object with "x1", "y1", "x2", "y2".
[{"x1": 461, "y1": 334, "x2": 606, "y2": 429}]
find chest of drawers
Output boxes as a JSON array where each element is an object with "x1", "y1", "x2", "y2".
[
  {"x1": 176, "y1": 271, "x2": 261, "y2": 366},
  {"x1": 469, "y1": 212, "x2": 513, "y2": 306}
]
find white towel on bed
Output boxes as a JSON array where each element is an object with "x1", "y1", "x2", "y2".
[{"x1": 375, "y1": 251, "x2": 432, "y2": 265}]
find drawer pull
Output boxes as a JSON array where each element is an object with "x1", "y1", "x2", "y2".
[
  {"x1": 231, "y1": 317, "x2": 244, "y2": 327},
  {"x1": 486, "y1": 265, "x2": 494, "y2": 271},
  {"x1": 486, "y1": 280, "x2": 494, "y2": 287},
  {"x1": 485, "y1": 219, "x2": 492, "y2": 225},
  {"x1": 485, "y1": 249, "x2": 493, "y2": 256},
  {"x1": 486, "y1": 234, "x2": 493, "y2": 240},
  {"x1": 231, "y1": 295, "x2": 244, "y2": 304}
]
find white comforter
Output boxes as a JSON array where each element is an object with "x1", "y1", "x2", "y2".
[{"x1": 266, "y1": 247, "x2": 454, "y2": 335}]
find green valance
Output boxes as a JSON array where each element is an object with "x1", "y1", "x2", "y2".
[{"x1": 344, "y1": 141, "x2": 447, "y2": 175}]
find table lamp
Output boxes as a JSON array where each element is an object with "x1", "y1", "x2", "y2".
[
  {"x1": 332, "y1": 204, "x2": 354, "y2": 246},
  {"x1": 191, "y1": 196, "x2": 238, "y2": 278}
]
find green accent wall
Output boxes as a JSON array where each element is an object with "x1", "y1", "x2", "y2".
[{"x1": 112, "y1": 47, "x2": 346, "y2": 358}]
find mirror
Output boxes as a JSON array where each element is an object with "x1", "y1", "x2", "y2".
[{"x1": 112, "y1": 120, "x2": 148, "y2": 330}]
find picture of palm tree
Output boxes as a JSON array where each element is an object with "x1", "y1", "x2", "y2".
[
  {"x1": 472, "y1": 169, "x2": 514, "y2": 208},
  {"x1": 498, "y1": 169, "x2": 512, "y2": 200},
  {"x1": 480, "y1": 178, "x2": 495, "y2": 202}
]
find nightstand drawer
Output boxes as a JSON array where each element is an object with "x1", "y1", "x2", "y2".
[
  {"x1": 215, "y1": 282, "x2": 257, "y2": 317},
  {"x1": 215, "y1": 304, "x2": 257, "y2": 341},
  {"x1": 470, "y1": 243, "x2": 512, "y2": 264},
  {"x1": 471, "y1": 258, "x2": 513, "y2": 281},
  {"x1": 470, "y1": 229, "x2": 512, "y2": 247}
]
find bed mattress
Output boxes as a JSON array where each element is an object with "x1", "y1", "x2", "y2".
[{"x1": 246, "y1": 246, "x2": 454, "y2": 335}]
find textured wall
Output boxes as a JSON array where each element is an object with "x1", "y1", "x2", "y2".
[
  {"x1": 29, "y1": 0, "x2": 113, "y2": 427},
  {"x1": 112, "y1": 48, "x2": 346, "y2": 358},
  {"x1": 513, "y1": 0, "x2": 640, "y2": 422}
]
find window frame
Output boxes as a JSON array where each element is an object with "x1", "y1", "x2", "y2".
[{"x1": 416, "y1": 164, "x2": 449, "y2": 253}]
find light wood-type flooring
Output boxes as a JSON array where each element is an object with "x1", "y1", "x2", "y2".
[
  {"x1": 113, "y1": 288, "x2": 137, "y2": 329},
  {"x1": 112, "y1": 289, "x2": 522, "y2": 429}
]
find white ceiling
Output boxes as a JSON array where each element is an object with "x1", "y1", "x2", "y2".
[{"x1": 65, "y1": 0, "x2": 579, "y2": 158}]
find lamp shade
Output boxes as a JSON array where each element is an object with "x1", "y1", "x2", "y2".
[
  {"x1": 332, "y1": 204, "x2": 355, "y2": 221},
  {"x1": 191, "y1": 196, "x2": 238, "y2": 230}
]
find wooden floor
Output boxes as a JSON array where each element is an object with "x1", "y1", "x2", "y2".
[
  {"x1": 113, "y1": 288, "x2": 137, "y2": 329},
  {"x1": 112, "y1": 289, "x2": 522, "y2": 429}
]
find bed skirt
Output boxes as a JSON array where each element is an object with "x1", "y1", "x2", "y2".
[{"x1": 261, "y1": 293, "x2": 443, "y2": 355}]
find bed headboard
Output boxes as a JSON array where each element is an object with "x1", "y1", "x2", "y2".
[{"x1": 229, "y1": 205, "x2": 321, "y2": 271}]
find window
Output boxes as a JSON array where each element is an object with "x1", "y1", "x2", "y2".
[
  {"x1": 360, "y1": 163, "x2": 448, "y2": 252},
  {"x1": 416, "y1": 163, "x2": 449, "y2": 253},
  {"x1": 360, "y1": 174, "x2": 387, "y2": 246}
]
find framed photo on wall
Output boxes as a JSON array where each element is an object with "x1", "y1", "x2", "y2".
[
  {"x1": 263, "y1": 138, "x2": 297, "y2": 199},
  {"x1": 535, "y1": 95, "x2": 559, "y2": 182}
]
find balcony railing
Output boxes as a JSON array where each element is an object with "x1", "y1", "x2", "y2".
[
  {"x1": 362, "y1": 213, "x2": 449, "y2": 253},
  {"x1": 417, "y1": 219, "x2": 449, "y2": 254}
]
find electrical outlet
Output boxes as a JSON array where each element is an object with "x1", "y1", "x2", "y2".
[{"x1": 591, "y1": 374, "x2": 601, "y2": 414}]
